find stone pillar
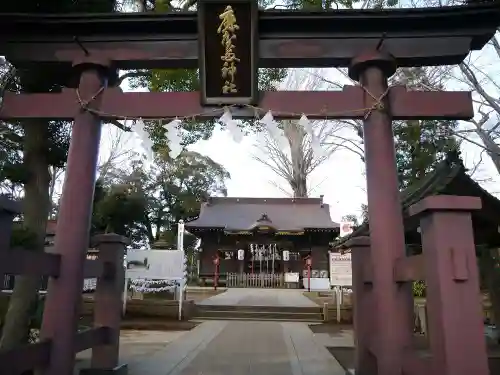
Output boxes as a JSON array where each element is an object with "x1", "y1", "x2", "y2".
[
  {"x1": 80, "y1": 234, "x2": 129, "y2": 375},
  {"x1": 40, "y1": 59, "x2": 111, "y2": 375},
  {"x1": 409, "y1": 196, "x2": 489, "y2": 375},
  {"x1": 348, "y1": 51, "x2": 413, "y2": 375},
  {"x1": 342, "y1": 237, "x2": 376, "y2": 375}
]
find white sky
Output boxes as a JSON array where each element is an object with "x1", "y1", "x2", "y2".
[
  {"x1": 84, "y1": 1, "x2": 500, "y2": 225},
  {"x1": 92, "y1": 13, "x2": 500, "y2": 225},
  {"x1": 96, "y1": 63, "x2": 500, "y2": 225}
]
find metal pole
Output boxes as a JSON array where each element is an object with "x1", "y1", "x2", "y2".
[
  {"x1": 177, "y1": 220, "x2": 185, "y2": 320},
  {"x1": 178, "y1": 280, "x2": 184, "y2": 321},
  {"x1": 336, "y1": 287, "x2": 341, "y2": 323}
]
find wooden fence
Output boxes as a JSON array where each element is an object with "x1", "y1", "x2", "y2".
[
  {"x1": 226, "y1": 273, "x2": 288, "y2": 288},
  {"x1": 0, "y1": 196, "x2": 127, "y2": 375}
]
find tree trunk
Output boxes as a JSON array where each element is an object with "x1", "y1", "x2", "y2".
[
  {"x1": 0, "y1": 121, "x2": 50, "y2": 349},
  {"x1": 475, "y1": 128, "x2": 500, "y2": 175},
  {"x1": 284, "y1": 121, "x2": 308, "y2": 198}
]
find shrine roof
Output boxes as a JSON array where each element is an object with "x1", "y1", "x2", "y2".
[
  {"x1": 335, "y1": 150, "x2": 500, "y2": 247},
  {"x1": 185, "y1": 197, "x2": 339, "y2": 232}
]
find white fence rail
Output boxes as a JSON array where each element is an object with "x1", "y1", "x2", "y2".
[{"x1": 226, "y1": 273, "x2": 287, "y2": 288}]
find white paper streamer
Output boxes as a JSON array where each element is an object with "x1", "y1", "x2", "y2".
[
  {"x1": 259, "y1": 110, "x2": 288, "y2": 151},
  {"x1": 164, "y1": 118, "x2": 183, "y2": 159},
  {"x1": 219, "y1": 109, "x2": 244, "y2": 143},
  {"x1": 227, "y1": 120, "x2": 244, "y2": 143},
  {"x1": 297, "y1": 114, "x2": 326, "y2": 158},
  {"x1": 298, "y1": 114, "x2": 313, "y2": 135},
  {"x1": 129, "y1": 278, "x2": 179, "y2": 293},
  {"x1": 311, "y1": 132, "x2": 325, "y2": 158},
  {"x1": 219, "y1": 109, "x2": 232, "y2": 125},
  {"x1": 133, "y1": 119, "x2": 154, "y2": 162}
]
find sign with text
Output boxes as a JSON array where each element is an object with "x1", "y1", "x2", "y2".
[
  {"x1": 285, "y1": 272, "x2": 299, "y2": 283},
  {"x1": 198, "y1": 0, "x2": 258, "y2": 106},
  {"x1": 126, "y1": 249, "x2": 184, "y2": 280},
  {"x1": 329, "y1": 252, "x2": 352, "y2": 286}
]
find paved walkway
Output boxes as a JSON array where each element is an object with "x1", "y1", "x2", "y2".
[
  {"x1": 78, "y1": 321, "x2": 347, "y2": 375},
  {"x1": 196, "y1": 288, "x2": 318, "y2": 307}
]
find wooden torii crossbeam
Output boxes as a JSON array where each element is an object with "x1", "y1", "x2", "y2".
[
  {"x1": 0, "y1": 3, "x2": 498, "y2": 375},
  {"x1": 0, "y1": 86, "x2": 473, "y2": 120}
]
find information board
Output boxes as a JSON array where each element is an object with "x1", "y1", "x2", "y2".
[
  {"x1": 126, "y1": 249, "x2": 184, "y2": 280},
  {"x1": 329, "y1": 252, "x2": 352, "y2": 286}
]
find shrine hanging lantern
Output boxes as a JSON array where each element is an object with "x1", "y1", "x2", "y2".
[
  {"x1": 213, "y1": 257, "x2": 220, "y2": 266},
  {"x1": 237, "y1": 249, "x2": 245, "y2": 260},
  {"x1": 198, "y1": 0, "x2": 258, "y2": 106}
]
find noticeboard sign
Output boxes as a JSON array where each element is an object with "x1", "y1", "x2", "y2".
[
  {"x1": 329, "y1": 252, "x2": 352, "y2": 286},
  {"x1": 198, "y1": 0, "x2": 258, "y2": 106}
]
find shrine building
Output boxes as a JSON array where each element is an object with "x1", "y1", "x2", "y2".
[
  {"x1": 185, "y1": 196, "x2": 339, "y2": 288},
  {"x1": 336, "y1": 151, "x2": 500, "y2": 250}
]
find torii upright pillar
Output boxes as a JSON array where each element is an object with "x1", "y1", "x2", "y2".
[
  {"x1": 39, "y1": 58, "x2": 112, "y2": 375},
  {"x1": 348, "y1": 51, "x2": 416, "y2": 375}
]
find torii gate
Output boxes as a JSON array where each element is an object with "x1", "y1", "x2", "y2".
[{"x1": 0, "y1": 2, "x2": 498, "y2": 375}]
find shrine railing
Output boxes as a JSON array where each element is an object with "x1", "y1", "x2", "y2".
[
  {"x1": 226, "y1": 272, "x2": 285, "y2": 288},
  {"x1": 0, "y1": 196, "x2": 127, "y2": 374}
]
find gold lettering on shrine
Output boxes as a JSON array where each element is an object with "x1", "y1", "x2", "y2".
[{"x1": 217, "y1": 5, "x2": 240, "y2": 94}]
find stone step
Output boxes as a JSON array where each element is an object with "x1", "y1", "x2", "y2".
[
  {"x1": 194, "y1": 309, "x2": 323, "y2": 321},
  {"x1": 197, "y1": 304, "x2": 322, "y2": 313},
  {"x1": 193, "y1": 316, "x2": 323, "y2": 322}
]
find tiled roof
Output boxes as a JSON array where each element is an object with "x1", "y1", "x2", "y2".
[
  {"x1": 185, "y1": 197, "x2": 339, "y2": 231},
  {"x1": 335, "y1": 150, "x2": 500, "y2": 247}
]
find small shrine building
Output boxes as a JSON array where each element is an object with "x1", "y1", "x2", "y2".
[
  {"x1": 185, "y1": 196, "x2": 340, "y2": 288},
  {"x1": 336, "y1": 151, "x2": 500, "y2": 250}
]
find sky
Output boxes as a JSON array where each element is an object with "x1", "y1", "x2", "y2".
[
  {"x1": 95, "y1": 56, "x2": 499, "y2": 225},
  {"x1": 71, "y1": 1, "x2": 498, "y2": 227},
  {"x1": 91, "y1": 3, "x2": 500, "y2": 225}
]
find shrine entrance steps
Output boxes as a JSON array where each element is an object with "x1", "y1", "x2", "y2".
[
  {"x1": 194, "y1": 304, "x2": 324, "y2": 322},
  {"x1": 193, "y1": 288, "x2": 322, "y2": 321}
]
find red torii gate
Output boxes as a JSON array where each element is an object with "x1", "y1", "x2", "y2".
[{"x1": 0, "y1": 2, "x2": 498, "y2": 375}]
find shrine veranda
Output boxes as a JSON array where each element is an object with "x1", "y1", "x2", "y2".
[{"x1": 0, "y1": 3, "x2": 499, "y2": 375}]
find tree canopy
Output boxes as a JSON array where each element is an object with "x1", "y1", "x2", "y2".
[{"x1": 91, "y1": 151, "x2": 229, "y2": 247}]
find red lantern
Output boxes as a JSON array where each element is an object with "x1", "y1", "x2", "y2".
[
  {"x1": 306, "y1": 258, "x2": 312, "y2": 266},
  {"x1": 213, "y1": 257, "x2": 220, "y2": 266}
]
